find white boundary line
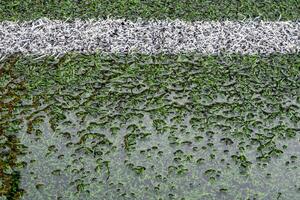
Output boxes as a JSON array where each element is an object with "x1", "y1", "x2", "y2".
[{"x1": 0, "y1": 18, "x2": 299, "y2": 57}]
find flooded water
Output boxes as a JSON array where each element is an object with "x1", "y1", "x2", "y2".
[{"x1": 1, "y1": 54, "x2": 299, "y2": 199}]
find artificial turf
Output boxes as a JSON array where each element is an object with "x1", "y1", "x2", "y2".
[
  {"x1": 0, "y1": 0, "x2": 299, "y2": 21},
  {"x1": 1, "y1": 53, "x2": 299, "y2": 199}
]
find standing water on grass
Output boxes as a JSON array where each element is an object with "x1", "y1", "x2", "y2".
[{"x1": 1, "y1": 54, "x2": 299, "y2": 199}]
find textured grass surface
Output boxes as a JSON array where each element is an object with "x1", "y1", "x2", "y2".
[
  {"x1": 1, "y1": 53, "x2": 300, "y2": 199},
  {"x1": 0, "y1": 0, "x2": 299, "y2": 21}
]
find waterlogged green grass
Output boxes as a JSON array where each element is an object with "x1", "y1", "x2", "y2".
[
  {"x1": 1, "y1": 54, "x2": 300, "y2": 199},
  {"x1": 0, "y1": 0, "x2": 299, "y2": 21}
]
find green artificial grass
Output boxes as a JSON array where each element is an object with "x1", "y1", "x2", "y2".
[
  {"x1": 1, "y1": 53, "x2": 300, "y2": 199},
  {"x1": 0, "y1": 0, "x2": 299, "y2": 21}
]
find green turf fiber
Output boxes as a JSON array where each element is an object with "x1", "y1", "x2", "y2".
[{"x1": 0, "y1": 0, "x2": 299, "y2": 21}]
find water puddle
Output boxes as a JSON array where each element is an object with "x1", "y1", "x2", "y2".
[{"x1": 1, "y1": 54, "x2": 299, "y2": 199}]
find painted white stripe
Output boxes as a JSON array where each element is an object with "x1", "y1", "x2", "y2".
[{"x1": 0, "y1": 18, "x2": 299, "y2": 57}]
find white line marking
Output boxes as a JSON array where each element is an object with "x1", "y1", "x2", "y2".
[{"x1": 0, "y1": 18, "x2": 299, "y2": 57}]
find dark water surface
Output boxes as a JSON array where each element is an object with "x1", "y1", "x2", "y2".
[{"x1": 1, "y1": 54, "x2": 299, "y2": 199}]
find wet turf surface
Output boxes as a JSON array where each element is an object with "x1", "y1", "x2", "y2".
[{"x1": 1, "y1": 54, "x2": 300, "y2": 199}]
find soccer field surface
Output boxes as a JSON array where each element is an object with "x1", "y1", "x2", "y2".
[{"x1": 0, "y1": 1, "x2": 299, "y2": 200}]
